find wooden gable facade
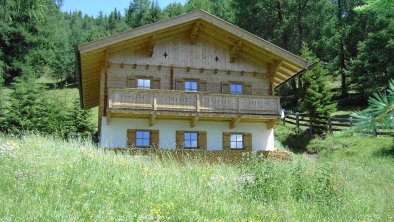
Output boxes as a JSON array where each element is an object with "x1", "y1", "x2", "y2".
[{"x1": 77, "y1": 10, "x2": 309, "y2": 150}]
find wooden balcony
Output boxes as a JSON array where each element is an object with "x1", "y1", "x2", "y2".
[{"x1": 106, "y1": 88, "x2": 280, "y2": 128}]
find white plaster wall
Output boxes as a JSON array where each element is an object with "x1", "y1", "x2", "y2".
[{"x1": 100, "y1": 117, "x2": 275, "y2": 151}]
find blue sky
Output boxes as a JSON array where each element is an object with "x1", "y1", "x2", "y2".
[{"x1": 61, "y1": 0, "x2": 187, "y2": 17}]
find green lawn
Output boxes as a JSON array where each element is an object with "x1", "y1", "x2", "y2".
[{"x1": 0, "y1": 133, "x2": 393, "y2": 221}]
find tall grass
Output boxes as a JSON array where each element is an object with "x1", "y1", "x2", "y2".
[{"x1": 0, "y1": 134, "x2": 393, "y2": 221}]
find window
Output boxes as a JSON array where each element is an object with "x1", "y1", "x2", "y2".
[
  {"x1": 136, "y1": 131, "x2": 150, "y2": 147},
  {"x1": 230, "y1": 134, "x2": 243, "y2": 149},
  {"x1": 185, "y1": 81, "x2": 198, "y2": 92},
  {"x1": 184, "y1": 132, "x2": 198, "y2": 149},
  {"x1": 137, "y1": 79, "x2": 151, "y2": 89},
  {"x1": 230, "y1": 84, "x2": 243, "y2": 94}
]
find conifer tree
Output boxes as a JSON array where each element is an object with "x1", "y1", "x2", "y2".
[
  {"x1": 2, "y1": 78, "x2": 51, "y2": 134},
  {"x1": 64, "y1": 99, "x2": 95, "y2": 139},
  {"x1": 299, "y1": 43, "x2": 336, "y2": 135}
]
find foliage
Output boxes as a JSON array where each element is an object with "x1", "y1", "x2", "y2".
[
  {"x1": 351, "y1": 79, "x2": 394, "y2": 135},
  {"x1": 0, "y1": 134, "x2": 393, "y2": 221},
  {"x1": 299, "y1": 43, "x2": 336, "y2": 134},
  {"x1": 0, "y1": 78, "x2": 94, "y2": 138}
]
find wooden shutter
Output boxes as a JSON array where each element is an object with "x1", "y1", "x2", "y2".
[
  {"x1": 222, "y1": 83, "x2": 230, "y2": 94},
  {"x1": 243, "y1": 133, "x2": 252, "y2": 151},
  {"x1": 223, "y1": 132, "x2": 231, "y2": 150},
  {"x1": 199, "y1": 80, "x2": 207, "y2": 92},
  {"x1": 198, "y1": 131, "x2": 207, "y2": 150},
  {"x1": 127, "y1": 77, "x2": 137, "y2": 88},
  {"x1": 151, "y1": 78, "x2": 161, "y2": 89},
  {"x1": 176, "y1": 131, "x2": 184, "y2": 149},
  {"x1": 175, "y1": 79, "x2": 185, "y2": 90},
  {"x1": 150, "y1": 130, "x2": 159, "y2": 148},
  {"x1": 127, "y1": 129, "x2": 136, "y2": 147},
  {"x1": 244, "y1": 83, "x2": 252, "y2": 95}
]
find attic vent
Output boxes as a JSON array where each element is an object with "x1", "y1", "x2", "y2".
[
  {"x1": 215, "y1": 56, "x2": 219, "y2": 62},
  {"x1": 164, "y1": 52, "x2": 168, "y2": 58}
]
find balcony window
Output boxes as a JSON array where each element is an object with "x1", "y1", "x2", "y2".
[
  {"x1": 185, "y1": 81, "x2": 198, "y2": 92},
  {"x1": 137, "y1": 79, "x2": 151, "y2": 89},
  {"x1": 230, "y1": 84, "x2": 243, "y2": 94},
  {"x1": 230, "y1": 134, "x2": 243, "y2": 149},
  {"x1": 184, "y1": 132, "x2": 198, "y2": 149},
  {"x1": 136, "y1": 131, "x2": 150, "y2": 147}
]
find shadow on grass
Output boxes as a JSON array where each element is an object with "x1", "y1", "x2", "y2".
[
  {"x1": 373, "y1": 142, "x2": 394, "y2": 158},
  {"x1": 281, "y1": 130, "x2": 313, "y2": 154}
]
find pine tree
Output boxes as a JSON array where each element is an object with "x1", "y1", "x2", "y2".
[
  {"x1": 64, "y1": 99, "x2": 95, "y2": 139},
  {"x1": 299, "y1": 43, "x2": 336, "y2": 135},
  {"x1": 2, "y1": 78, "x2": 51, "y2": 134},
  {"x1": 352, "y1": 79, "x2": 394, "y2": 135}
]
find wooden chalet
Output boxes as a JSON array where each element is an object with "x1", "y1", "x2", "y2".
[{"x1": 77, "y1": 10, "x2": 309, "y2": 150}]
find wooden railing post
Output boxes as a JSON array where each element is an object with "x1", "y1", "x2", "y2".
[
  {"x1": 328, "y1": 117, "x2": 333, "y2": 134},
  {"x1": 237, "y1": 96, "x2": 241, "y2": 113},
  {"x1": 296, "y1": 112, "x2": 300, "y2": 133},
  {"x1": 152, "y1": 92, "x2": 157, "y2": 111},
  {"x1": 196, "y1": 93, "x2": 200, "y2": 112}
]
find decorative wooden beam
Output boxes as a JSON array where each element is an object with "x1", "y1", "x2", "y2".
[
  {"x1": 148, "y1": 35, "x2": 156, "y2": 57},
  {"x1": 149, "y1": 113, "x2": 156, "y2": 127},
  {"x1": 275, "y1": 72, "x2": 288, "y2": 81},
  {"x1": 230, "y1": 41, "x2": 242, "y2": 63},
  {"x1": 267, "y1": 119, "x2": 278, "y2": 129},
  {"x1": 230, "y1": 117, "x2": 241, "y2": 129},
  {"x1": 278, "y1": 67, "x2": 294, "y2": 77},
  {"x1": 190, "y1": 115, "x2": 199, "y2": 128},
  {"x1": 190, "y1": 21, "x2": 201, "y2": 44},
  {"x1": 268, "y1": 60, "x2": 283, "y2": 78}
]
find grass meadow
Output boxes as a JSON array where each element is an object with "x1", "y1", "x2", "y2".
[{"x1": 0, "y1": 133, "x2": 393, "y2": 221}]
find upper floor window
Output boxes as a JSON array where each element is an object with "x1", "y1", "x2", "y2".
[
  {"x1": 136, "y1": 131, "x2": 150, "y2": 147},
  {"x1": 138, "y1": 79, "x2": 151, "y2": 89},
  {"x1": 230, "y1": 133, "x2": 243, "y2": 149},
  {"x1": 230, "y1": 84, "x2": 243, "y2": 94},
  {"x1": 185, "y1": 81, "x2": 198, "y2": 92},
  {"x1": 184, "y1": 132, "x2": 198, "y2": 149}
]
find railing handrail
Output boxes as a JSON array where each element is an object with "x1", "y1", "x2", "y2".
[
  {"x1": 107, "y1": 87, "x2": 281, "y2": 116},
  {"x1": 107, "y1": 87, "x2": 281, "y2": 99}
]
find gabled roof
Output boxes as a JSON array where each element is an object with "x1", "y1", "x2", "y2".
[{"x1": 77, "y1": 10, "x2": 309, "y2": 109}]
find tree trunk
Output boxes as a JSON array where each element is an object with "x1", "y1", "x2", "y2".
[{"x1": 338, "y1": 0, "x2": 348, "y2": 97}]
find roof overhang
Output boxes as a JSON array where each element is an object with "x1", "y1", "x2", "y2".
[{"x1": 77, "y1": 10, "x2": 309, "y2": 109}]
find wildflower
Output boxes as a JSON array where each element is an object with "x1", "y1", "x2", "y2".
[{"x1": 237, "y1": 173, "x2": 255, "y2": 187}]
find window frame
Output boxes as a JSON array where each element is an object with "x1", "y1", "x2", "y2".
[
  {"x1": 230, "y1": 84, "x2": 243, "y2": 95},
  {"x1": 184, "y1": 81, "x2": 199, "y2": 92},
  {"x1": 230, "y1": 133, "x2": 244, "y2": 150},
  {"x1": 137, "y1": 78, "x2": 151, "y2": 90},
  {"x1": 135, "y1": 130, "x2": 151, "y2": 148},
  {"x1": 183, "y1": 131, "x2": 199, "y2": 149}
]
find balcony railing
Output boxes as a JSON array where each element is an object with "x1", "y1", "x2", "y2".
[{"x1": 108, "y1": 88, "x2": 280, "y2": 116}]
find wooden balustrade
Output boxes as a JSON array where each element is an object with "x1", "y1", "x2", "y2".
[{"x1": 107, "y1": 88, "x2": 280, "y2": 116}]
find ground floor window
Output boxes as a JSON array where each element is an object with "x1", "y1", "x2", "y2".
[
  {"x1": 230, "y1": 133, "x2": 243, "y2": 149},
  {"x1": 136, "y1": 131, "x2": 150, "y2": 147},
  {"x1": 184, "y1": 132, "x2": 198, "y2": 149},
  {"x1": 127, "y1": 129, "x2": 159, "y2": 148}
]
